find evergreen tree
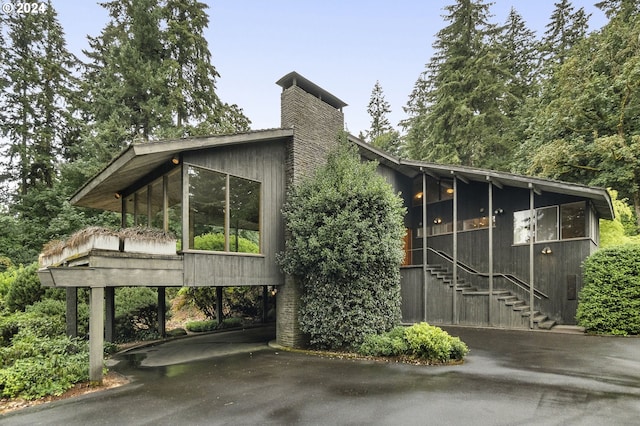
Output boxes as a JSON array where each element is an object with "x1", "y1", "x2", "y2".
[
  {"x1": 82, "y1": 0, "x2": 250, "y2": 152},
  {"x1": 0, "y1": 1, "x2": 79, "y2": 196},
  {"x1": 365, "y1": 81, "x2": 402, "y2": 156},
  {"x1": 539, "y1": 0, "x2": 590, "y2": 71},
  {"x1": 83, "y1": 0, "x2": 170, "y2": 146},
  {"x1": 163, "y1": 0, "x2": 220, "y2": 133},
  {"x1": 402, "y1": 0, "x2": 511, "y2": 170},
  {"x1": 523, "y1": 6, "x2": 640, "y2": 226}
]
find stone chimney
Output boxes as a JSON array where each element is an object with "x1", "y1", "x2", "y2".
[
  {"x1": 277, "y1": 71, "x2": 347, "y2": 184},
  {"x1": 275, "y1": 72, "x2": 347, "y2": 347}
]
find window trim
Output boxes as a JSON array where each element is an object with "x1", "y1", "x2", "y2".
[{"x1": 184, "y1": 163, "x2": 262, "y2": 254}]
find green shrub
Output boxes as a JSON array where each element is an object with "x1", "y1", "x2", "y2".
[
  {"x1": 193, "y1": 233, "x2": 259, "y2": 253},
  {"x1": 186, "y1": 319, "x2": 217, "y2": 332},
  {"x1": 0, "y1": 336, "x2": 89, "y2": 400},
  {"x1": 359, "y1": 326, "x2": 408, "y2": 356},
  {"x1": 0, "y1": 309, "x2": 66, "y2": 347},
  {"x1": 219, "y1": 317, "x2": 243, "y2": 329},
  {"x1": 279, "y1": 139, "x2": 406, "y2": 350},
  {"x1": 358, "y1": 323, "x2": 469, "y2": 362},
  {"x1": 115, "y1": 287, "x2": 164, "y2": 342},
  {"x1": 577, "y1": 244, "x2": 640, "y2": 335},
  {"x1": 5, "y1": 263, "x2": 44, "y2": 312}
]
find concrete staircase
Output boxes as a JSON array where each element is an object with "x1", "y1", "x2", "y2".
[{"x1": 426, "y1": 264, "x2": 556, "y2": 330}]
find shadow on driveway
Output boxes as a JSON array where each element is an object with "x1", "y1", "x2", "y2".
[{"x1": 3, "y1": 325, "x2": 640, "y2": 425}]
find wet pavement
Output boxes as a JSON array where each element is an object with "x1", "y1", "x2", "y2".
[{"x1": 3, "y1": 325, "x2": 640, "y2": 425}]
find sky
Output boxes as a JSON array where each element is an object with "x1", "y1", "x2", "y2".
[{"x1": 51, "y1": 1, "x2": 608, "y2": 137}]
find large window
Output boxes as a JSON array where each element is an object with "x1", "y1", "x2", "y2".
[
  {"x1": 187, "y1": 165, "x2": 260, "y2": 254},
  {"x1": 513, "y1": 202, "x2": 587, "y2": 245}
]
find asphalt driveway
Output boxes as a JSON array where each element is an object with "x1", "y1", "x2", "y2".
[{"x1": 3, "y1": 325, "x2": 640, "y2": 425}]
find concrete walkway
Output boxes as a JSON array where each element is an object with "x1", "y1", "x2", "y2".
[{"x1": 3, "y1": 325, "x2": 640, "y2": 425}]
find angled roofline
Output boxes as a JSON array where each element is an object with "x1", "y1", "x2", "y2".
[
  {"x1": 70, "y1": 128, "x2": 294, "y2": 210},
  {"x1": 349, "y1": 135, "x2": 614, "y2": 220}
]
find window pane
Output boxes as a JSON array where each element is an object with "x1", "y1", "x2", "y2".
[
  {"x1": 513, "y1": 210, "x2": 532, "y2": 244},
  {"x1": 166, "y1": 168, "x2": 182, "y2": 241},
  {"x1": 188, "y1": 166, "x2": 226, "y2": 251},
  {"x1": 134, "y1": 187, "x2": 148, "y2": 226},
  {"x1": 229, "y1": 176, "x2": 260, "y2": 253},
  {"x1": 536, "y1": 206, "x2": 558, "y2": 242},
  {"x1": 562, "y1": 202, "x2": 586, "y2": 239}
]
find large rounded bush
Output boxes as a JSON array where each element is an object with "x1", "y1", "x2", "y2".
[
  {"x1": 576, "y1": 244, "x2": 640, "y2": 335},
  {"x1": 280, "y1": 140, "x2": 406, "y2": 349}
]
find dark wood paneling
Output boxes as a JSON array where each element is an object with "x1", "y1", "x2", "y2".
[{"x1": 182, "y1": 141, "x2": 286, "y2": 286}]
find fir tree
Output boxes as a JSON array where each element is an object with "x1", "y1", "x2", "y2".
[
  {"x1": 366, "y1": 81, "x2": 402, "y2": 156},
  {"x1": 403, "y1": 0, "x2": 510, "y2": 169},
  {"x1": 0, "y1": 1, "x2": 79, "y2": 195},
  {"x1": 540, "y1": 0, "x2": 590, "y2": 70}
]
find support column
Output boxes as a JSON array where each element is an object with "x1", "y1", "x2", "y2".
[
  {"x1": 488, "y1": 180, "x2": 494, "y2": 326},
  {"x1": 421, "y1": 171, "x2": 428, "y2": 322},
  {"x1": 529, "y1": 185, "x2": 535, "y2": 329},
  {"x1": 262, "y1": 286, "x2": 268, "y2": 323},
  {"x1": 216, "y1": 286, "x2": 223, "y2": 323},
  {"x1": 452, "y1": 176, "x2": 458, "y2": 324},
  {"x1": 89, "y1": 286, "x2": 105, "y2": 384},
  {"x1": 105, "y1": 287, "x2": 115, "y2": 343},
  {"x1": 65, "y1": 287, "x2": 78, "y2": 337},
  {"x1": 157, "y1": 287, "x2": 166, "y2": 337}
]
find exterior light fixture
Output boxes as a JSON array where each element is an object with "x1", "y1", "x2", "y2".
[
  {"x1": 171, "y1": 156, "x2": 180, "y2": 165},
  {"x1": 433, "y1": 217, "x2": 442, "y2": 224},
  {"x1": 446, "y1": 188, "x2": 454, "y2": 194},
  {"x1": 114, "y1": 192, "x2": 121, "y2": 199},
  {"x1": 494, "y1": 208, "x2": 504, "y2": 215},
  {"x1": 541, "y1": 246, "x2": 553, "y2": 255},
  {"x1": 414, "y1": 192, "x2": 423, "y2": 199}
]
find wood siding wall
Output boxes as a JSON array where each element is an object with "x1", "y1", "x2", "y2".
[
  {"x1": 182, "y1": 140, "x2": 287, "y2": 287},
  {"x1": 407, "y1": 180, "x2": 598, "y2": 325}
]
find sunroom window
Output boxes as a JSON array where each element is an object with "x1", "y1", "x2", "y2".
[{"x1": 187, "y1": 165, "x2": 260, "y2": 254}]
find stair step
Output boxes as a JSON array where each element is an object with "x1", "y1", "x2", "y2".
[
  {"x1": 512, "y1": 304, "x2": 530, "y2": 312},
  {"x1": 533, "y1": 314, "x2": 548, "y2": 323},
  {"x1": 521, "y1": 310, "x2": 540, "y2": 318},
  {"x1": 538, "y1": 320, "x2": 556, "y2": 330},
  {"x1": 497, "y1": 295, "x2": 517, "y2": 301},
  {"x1": 505, "y1": 300, "x2": 525, "y2": 307}
]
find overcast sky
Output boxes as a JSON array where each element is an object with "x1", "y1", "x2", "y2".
[{"x1": 53, "y1": 1, "x2": 607, "y2": 137}]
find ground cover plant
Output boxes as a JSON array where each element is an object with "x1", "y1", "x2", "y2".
[
  {"x1": 358, "y1": 323, "x2": 469, "y2": 363},
  {"x1": 577, "y1": 244, "x2": 640, "y2": 335}
]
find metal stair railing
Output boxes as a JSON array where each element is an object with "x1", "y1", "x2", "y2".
[{"x1": 426, "y1": 247, "x2": 548, "y2": 300}]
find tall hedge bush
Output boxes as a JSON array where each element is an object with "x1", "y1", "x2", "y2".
[
  {"x1": 279, "y1": 139, "x2": 406, "y2": 349},
  {"x1": 576, "y1": 244, "x2": 640, "y2": 335}
]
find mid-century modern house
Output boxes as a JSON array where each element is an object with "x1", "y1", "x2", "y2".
[{"x1": 37, "y1": 72, "x2": 613, "y2": 381}]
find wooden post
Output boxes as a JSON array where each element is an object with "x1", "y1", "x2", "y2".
[
  {"x1": 157, "y1": 287, "x2": 166, "y2": 337},
  {"x1": 262, "y1": 286, "x2": 268, "y2": 323},
  {"x1": 422, "y1": 170, "x2": 428, "y2": 322},
  {"x1": 89, "y1": 286, "x2": 105, "y2": 384},
  {"x1": 65, "y1": 287, "x2": 78, "y2": 337},
  {"x1": 488, "y1": 180, "x2": 493, "y2": 326},
  {"x1": 452, "y1": 176, "x2": 458, "y2": 325},
  {"x1": 216, "y1": 286, "x2": 223, "y2": 323},
  {"x1": 105, "y1": 287, "x2": 115, "y2": 343},
  {"x1": 529, "y1": 185, "x2": 535, "y2": 329}
]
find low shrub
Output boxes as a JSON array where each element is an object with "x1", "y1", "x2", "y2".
[
  {"x1": 186, "y1": 319, "x2": 217, "y2": 332},
  {"x1": 219, "y1": 317, "x2": 243, "y2": 329},
  {"x1": 0, "y1": 335, "x2": 89, "y2": 400},
  {"x1": 115, "y1": 287, "x2": 164, "y2": 342},
  {"x1": 577, "y1": 244, "x2": 640, "y2": 335},
  {"x1": 359, "y1": 326, "x2": 407, "y2": 357},
  {"x1": 358, "y1": 323, "x2": 469, "y2": 363}
]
